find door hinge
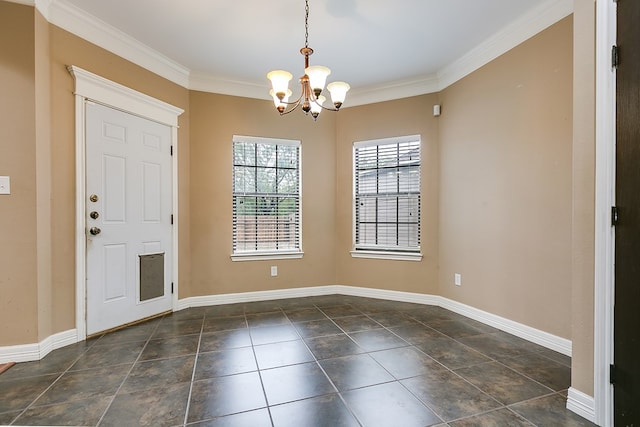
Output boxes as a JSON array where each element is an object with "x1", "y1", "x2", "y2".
[
  {"x1": 170, "y1": 145, "x2": 173, "y2": 156},
  {"x1": 610, "y1": 364, "x2": 616, "y2": 384},
  {"x1": 612, "y1": 45, "x2": 619, "y2": 69},
  {"x1": 612, "y1": 206, "x2": 619, "y2": 226},
  {"x1": 171, "y1": 214, "x2": 174, "y2": 225},
  {"x1": 171, "y1": 282, "x2": 174, "y2": 294}
]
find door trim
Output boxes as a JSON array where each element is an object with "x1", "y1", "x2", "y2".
[
  {"x1": 68, "y1": 66, "x2": 184, "y2": 340},
  {"x1": 593, "y1": 0, "x2": 616, "y2": 425}
]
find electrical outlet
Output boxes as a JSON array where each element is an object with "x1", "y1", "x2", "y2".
[
  {"x1": 270, "y1": 266, "x2": 278, "y2": 277},
  {"x1": 454, "y1": 273, "x2": 462, "y2": 286},
  {"x1": 0, "y1": 176, "x2": 10, "y2": 195}
]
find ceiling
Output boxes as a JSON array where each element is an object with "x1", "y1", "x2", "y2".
[{"x1": 36, "y1": 0, "x2": 571, "y2": 105}]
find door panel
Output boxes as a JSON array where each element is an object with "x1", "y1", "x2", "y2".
[
  {"x1": 614, "y1": 0, "x2": 640, "y2": 424},
  {"x1": 86, "y1": 102, "x2": 172, "y2": 335}
]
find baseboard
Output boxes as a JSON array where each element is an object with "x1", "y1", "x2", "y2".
[
  {"x1": 567, "y1": 387, "x2": 596, "y2": 423},
  {"x1": 0, "y1": 329, "x2": 78, "y2": 364},
  {"x1": 177, "y1": 285, "x2": 570, "y2": 357},
  {"x1": 176, "y1": 285, "x2": 340, "y2": 311},
  {"x1": 438, "y1": 297, "x2": 572, "y2": 356}
]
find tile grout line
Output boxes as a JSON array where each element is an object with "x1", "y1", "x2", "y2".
[{"x1": 182, "y1": 312, "x2": 209, "y2": 426}]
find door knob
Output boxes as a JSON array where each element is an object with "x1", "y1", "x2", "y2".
[
  {"x1": 89, "y1": 194, "x2": 98, "y2": 202},
  {"x1": 90, "y1": 211, "x2": 99, "y2": 219},
  {"x1": 89, "y1": 227, "x2": 101, "y2": 236}
]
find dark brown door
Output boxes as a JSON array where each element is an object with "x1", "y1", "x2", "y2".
[{"x1": 614, "y1": 0, "x2": 640, "y2": 425}]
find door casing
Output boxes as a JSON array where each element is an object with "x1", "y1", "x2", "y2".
[{"x1": 68, "y1": 66, "x2": 183, "y2": 340}]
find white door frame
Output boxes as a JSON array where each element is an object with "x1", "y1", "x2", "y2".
[
  {"x1": 68, "y1": 66, "x2": 183, "y2": 339},
  {"x1": 593, "y1": 0, "x2": 616, "y2": 425}
]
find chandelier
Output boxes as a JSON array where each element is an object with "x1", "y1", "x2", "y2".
[{"x1": 267, "y1": 0, "x2": 350, "y2": 120}]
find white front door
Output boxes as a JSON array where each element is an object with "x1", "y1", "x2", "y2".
[{"x1": 85, "y1": 102, "x2": 173, "y2": 336}]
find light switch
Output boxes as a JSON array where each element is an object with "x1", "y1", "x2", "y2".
[{"x1": 0, "y1": 176, "x2": 10, "y2": 195}]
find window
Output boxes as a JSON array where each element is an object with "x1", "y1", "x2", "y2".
[
  {"x1": 353, "y1": 135, "x2": 422, "y2": 261},
  {"x1": 232, "y1": 136, "x2": 302, "y2": 261}
]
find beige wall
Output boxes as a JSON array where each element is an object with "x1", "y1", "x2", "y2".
[
  {"x1": 1, "y1": 3, "x2": 595, "y2": 402},
  {"x1": 189, "y1": 92, "x2": 337, "y2": 296},
  {"x1": 0, "y1": 2, "x2": 39, "y2": 345},
  {"x1": 335, "y1": 95, "x2": 440, "y2": 294},
  {"x1": 437, "y1": 17, "x2": 574, "y2": 339},
  {"x1": 571, "y1": 0, "x2": 596, "y2": 396}
]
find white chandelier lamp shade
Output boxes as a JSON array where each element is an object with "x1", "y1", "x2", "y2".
[
  {"x1": 266, "y1": 70, "x2": 293, "y2": 100},
  {"x1": 327, "y1": 81, "x2": 350, "y2": 109},
  {"x1": 265, "y1": 0, "x2": 349, "y2": 121},
  {"x1": 305, "y1": 65, "x2": 331, "y2": 96},
  {"x1": 310, "y1": 95, "x2": 326, "y2": 119},
  {"x1": 270, "y1": 89, "x2": 293, "y2": 113}
]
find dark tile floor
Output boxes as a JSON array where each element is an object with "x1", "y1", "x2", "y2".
[{"x1": 0, "y1": 295, "x2": 596, "y2": 426}]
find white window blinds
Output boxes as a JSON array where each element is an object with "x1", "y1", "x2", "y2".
[
  {"x1": 233, "y1": 136, "x2": 301, "y2": 255},
  {"x1": 354, "y1": 136, "x2": 421, "y2": 253}
]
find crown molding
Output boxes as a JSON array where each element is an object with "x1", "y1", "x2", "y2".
[
  {"x1": 20, "y1": 0, "x2": 572, "y2": 105},
  {"x1": 45, "y1": 0, "x2": 190, "y2": 88},
  {"x1": 437, "y1": 0, "x2": 573, "y2": 91}
]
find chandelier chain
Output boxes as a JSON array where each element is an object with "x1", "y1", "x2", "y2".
[{"x1": 304, "y1": 0, "x2": 310, "y2": 48}]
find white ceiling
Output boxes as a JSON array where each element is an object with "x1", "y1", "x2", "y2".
[{"x1": 32, "y1": 0, "x2": 572, "y2": 105}]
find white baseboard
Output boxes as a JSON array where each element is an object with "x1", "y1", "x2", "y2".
[
  {"x1": 177, "y1": 285, "x2": 570, "y2": 356},
  {"x1": 438, "y1": 297, "x2": 572, "y2": 356},
  {"x1": 567, "y1": 387, "x2": 596, "y2": 423},
  {"x1": 0, "y1": 329, "x2": 78, "y2": 364}
]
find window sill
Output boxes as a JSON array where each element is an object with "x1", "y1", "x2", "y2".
[
  {"x1": 231, "y1": 251, "x2": 304, "y2": 262},
  {"x1": 350, "y1": 250, "x2": 423, "y2": 262}
]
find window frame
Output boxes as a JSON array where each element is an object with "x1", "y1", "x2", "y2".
[
  {"x1": 231, "y1": 135, "x2": 303, "y2": 262},
  {"x1": 351, "y1": 135, "x2": 423, "y2": 262}
]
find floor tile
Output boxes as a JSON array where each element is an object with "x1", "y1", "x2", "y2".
[
  {"x1": 271, "y1": 394, "x2": 359, "y2": 427},
  {"x1": 250, "y1": 324, "x2": 299, "y2": 345},
  {"x1": 12, "y1": 396, "x2": 112, "y2": 426},
  {"x1": 33, "y1": 365, "x2": 129, "y2": 406},
  {"x1": 367, "y1": 311, "x2": 423, "y2": 328},
  {"x1": 320, "y1": 305, "x2": 362, "y2": 318},
  {"x1": 0, "y1": 343, "x2": 90, "y2": 381},
  {"x1": 246, "y1": 311, "x2": 290, "y2": 328},
  {"x1": 153, "y1": 318, "x2": 204, "y2": 338},
  {"x1": 204, "y1": 304, "x2": 246, "y2": 318},
  {"x1": 333, "y1": 315, "x2": 381, "y2": 333},
  {"x1": 187, "y1": 372, "x2": 267, "y2": 423},
  {"x1": 500, "y1": 352, "x2": 571, "y2": 391},
  {"x1": 387, "y1": 323, "x2": 444, "y2": 344},
  {"x1": 140, "y1": 334, "x2": 200, "y2": 361},
  {"x1": 244, "y1": 300, "x2": 285, "y2": 314},
  {"x1": 510, "y1": 393, "x2": 598, "y2": 426},
  {"x1": 93, "y1": 322, "x2": 158, "y2": 346},
  {"x1": 457, "y1": 333, "x2": 536, "y2": 360},
  {"x1": 536, "y1": 347, "x2": 571, "y2": 367},
  {"x1": 348, "y1": 329, "x2": 408, "y2": 352},
  {"x1": 195, "y1": 347, "x2": 257, "y2": 380},
  {"x1": 101, "y1": 382, "x2": 190, "y2": 427},
  {"x1": 448, "y1": 408, "x2": 534, "y2": 426},
  {"x1": 0, "y1": 374, "x2": 59, "y2": 412},
  {"x1": 294, "y1": 319, "x2": 342, "y2": 338},
  {"x1": 254, "y1": 340, "x2": 315, "y2": 370},
  {"x1": 431, "y1": 319, "x2": 491, "y2": 339},
  {"x1": 121, "y1": 355, "x2": 195, "y2": 393},
  {"x1": 0, "y1": 410, "x2": 20, "y2": 425},
  {"x1": 319, "y1": 354, "x2": 394, "y2": 391},
  {"x1": 342, "y1": 382, "x2": 442, "y2": 427},
  {"x1": 284, "y1": 307, "x2": 328, "y2": 323},
  {"x1": 188, "y1": 408, "x2": 272, "y2": 427},
  {"x1": 370, "y1": 346, "x2": 444, "y2": 379},
  {"x1": 202, "y1": 316, "x2": 247, "y2": 334},
  {"x1": 261, "y1": 362, "x2": 336, "y2": 405},
  {"x1": 455, "y1": 362, "x2": 552, "y2": 405},
  {"x1": 304, "y1": 334, "x2": 365, "y2": 360},
  {"x1": 199, "y1": 329, "x2": 252, "y2": 352},
  {"x1": 414, "y1": 335, "x2": 491, "y2": 370},
  {"x1": 70, "y1": 341, "x2": 145, "y2": 371},
  {"x1": 402, "y1": 369, "x2": 501, "y2": 421}
]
